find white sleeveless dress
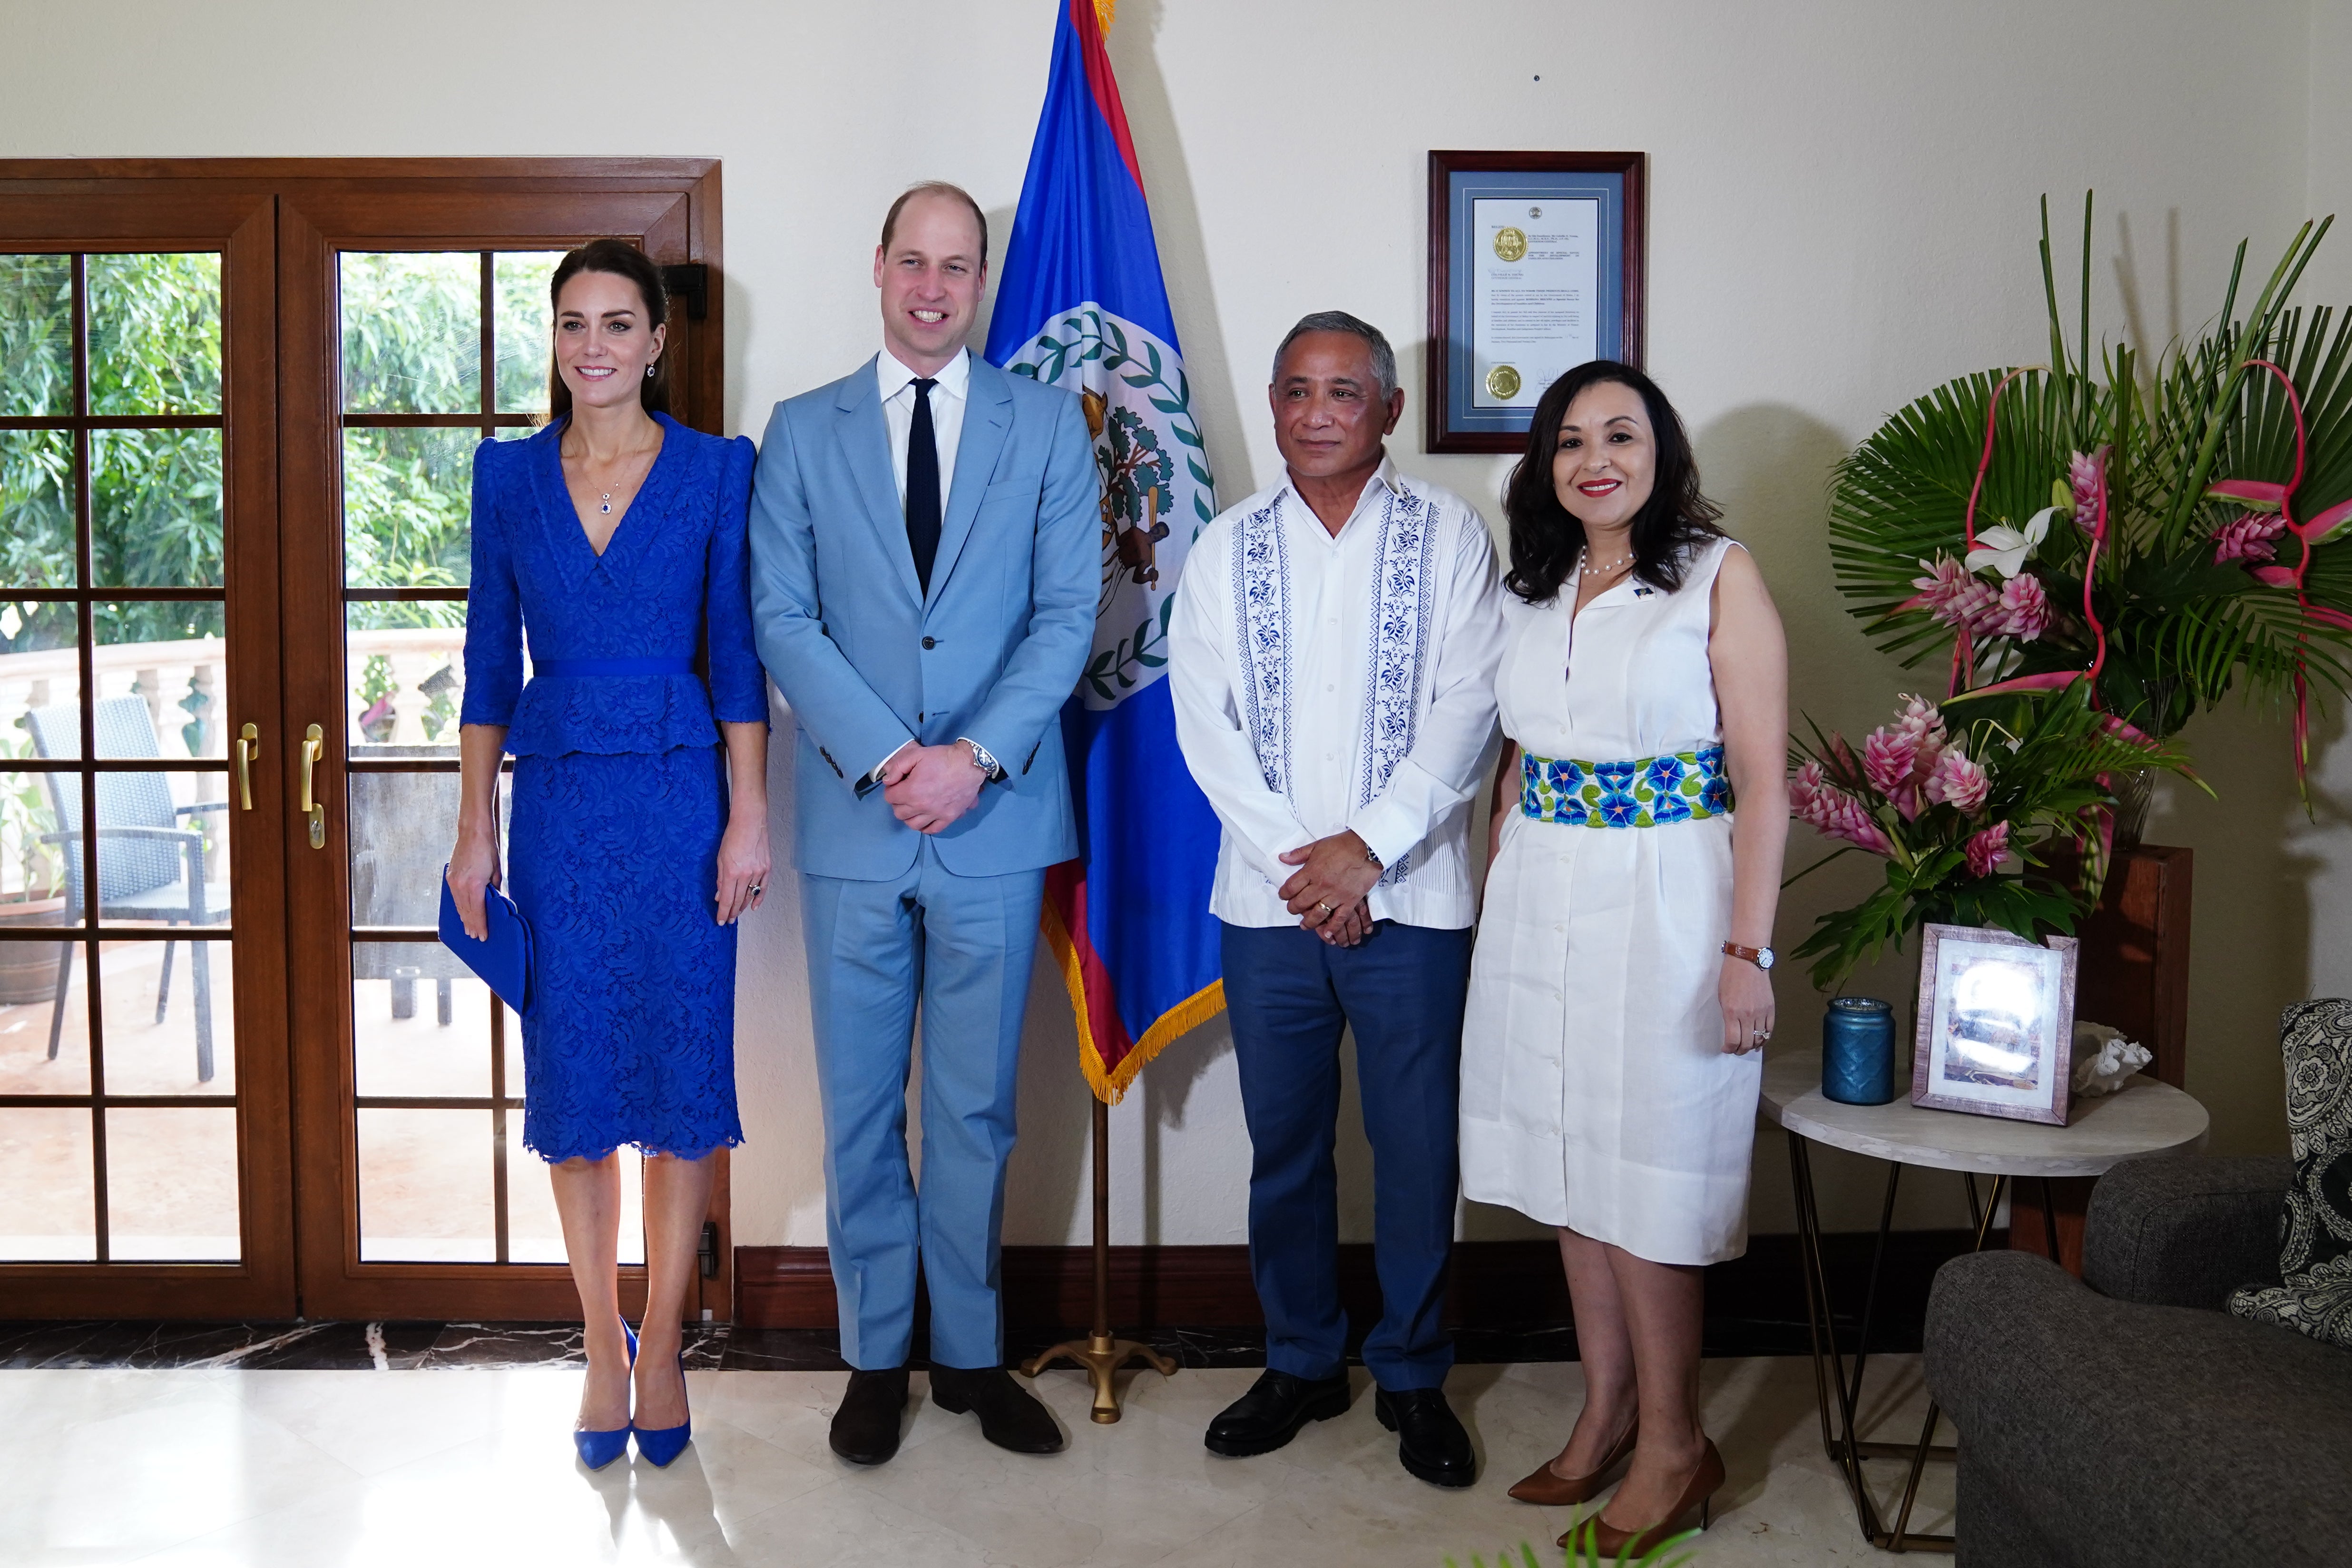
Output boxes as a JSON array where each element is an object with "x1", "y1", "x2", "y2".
[{"x1": 1459, "y1": 537, "x2": 1760, "y2": 1266}]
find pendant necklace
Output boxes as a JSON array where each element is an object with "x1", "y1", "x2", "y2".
[{"x1": 581, "y1": 442, "x2": 655, "y2": 516}]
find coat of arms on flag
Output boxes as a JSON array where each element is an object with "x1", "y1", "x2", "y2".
[{"x1": 985, "y1": 0, "x2": 1224, "y2": 1102}]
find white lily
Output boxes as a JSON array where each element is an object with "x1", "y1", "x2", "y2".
[{"x1": 1964, "y1": 505, "x2": 2057, "y2": 579}]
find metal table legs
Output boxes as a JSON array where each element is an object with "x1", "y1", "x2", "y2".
[{"x1": 1787, "y1": 1136, "x2": 2023, "y2": 1554}]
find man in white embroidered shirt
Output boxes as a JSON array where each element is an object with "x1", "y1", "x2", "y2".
[{"x1": 1169, "y1": 311, "x2": 1505, "y2": 1487}]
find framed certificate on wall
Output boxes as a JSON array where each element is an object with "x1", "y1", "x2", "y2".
[{"x1": 1426, "y1": 150, "x2": 1646, "y2": 454}]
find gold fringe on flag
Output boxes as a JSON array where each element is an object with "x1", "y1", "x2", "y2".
[{"x1": 1041, "y1": 900, "x2": 1225, "y2": 1106}]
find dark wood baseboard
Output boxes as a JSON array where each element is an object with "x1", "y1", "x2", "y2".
[{"x1": 736, "y1": 1230, "x2": 1979, "y2": 1346}]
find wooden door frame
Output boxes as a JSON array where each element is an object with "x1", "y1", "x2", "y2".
[
  {"x1": 271, "y1": 159, "x2": 729, "y2": 1321},
  {"x1": 0, "y1": 175, "x2": 293, "y2": 1317}
]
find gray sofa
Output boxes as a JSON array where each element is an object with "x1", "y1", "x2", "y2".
[{"x1": 1925, "y1": 1155, "x2": 2352, "y2": 1567}]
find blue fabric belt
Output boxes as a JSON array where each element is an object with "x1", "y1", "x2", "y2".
[{"x1": 531, "y1": 657, "x2": 694, "y2": 677}]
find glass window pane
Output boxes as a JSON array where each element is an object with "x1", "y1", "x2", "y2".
[
  {"x1": 0, "y1": 430, "x2": 77, "y2": 587},
  {"x1": 509, "y1": 1127, "x2": 644, "y2": 1265},
  {"x1": 0, "y1": 1106, "x2": 94, "y2": 1260},
  {"x1": 494, "y1": 252, "x2": 562, "y2": 416},
  {"x1": 343, "y1": 426, "x2": 476, "y2": 591},
  {"x1": 358, "y1": 1107, "x2": 494, "y2": 1262},
  {"x1": 87, "y1": 253, "x2": 223, "y2": 417},
  {"x1": 2, "y1": 609, "x2": 84, "y2": 778},
  {"x1": 91, "y1": 428, "x2": 224, "y2": 589},
  {"x1": 0, "y1": 935, "x2": 88, "y2": 1094},
  {"x1": 93, "y1": 601, "x2": 228, "y2": 759},
  {"x1": 0, "y1": 771, "x2": 87, "y2": 925},
  {"x1": 346, "y1": 612, "x2": 470, "y2": 750},
  {"x1": 0, "y1": 254, "x2": 74, "y2": 417},
  {"x1": 341, "y1": 252, "x2": 481, "y2": 414},
  {"x1": 106, "y1": 1107, "x2": 240, "y2": 1260},
  {"x1": 101, "y1": 934, "x2": 234, "y2": 1095},
  {"x1": 353, "y1": 960, "x2": 491, "y2": 1099}
]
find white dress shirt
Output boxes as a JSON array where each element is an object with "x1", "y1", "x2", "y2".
[
  {"x1": 1170, "y1": 455, "x2": 1506, "y2": 930},
  {"x1": 878, "y1": 344, "x2": 970, "y2": 514},
  {"x1": 868, "y1": 345, "x2": 973, "y2": 781}
]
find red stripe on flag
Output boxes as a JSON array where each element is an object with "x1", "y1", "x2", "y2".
[
  {"x1": 1044, "y1": 861, "x2": 1137, "y2": 1094},
  {"x1": 1071, "y1": 0, "x2": 1146, "y2": 194}
]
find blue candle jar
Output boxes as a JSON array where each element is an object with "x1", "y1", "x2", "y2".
[{"x1": 1822, "y1": 996, "x2": 1897, "y2": 1105}]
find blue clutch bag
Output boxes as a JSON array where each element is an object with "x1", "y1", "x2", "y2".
[{"x1": 438, "y1": 867, "x2": 534, "y2": 1015}]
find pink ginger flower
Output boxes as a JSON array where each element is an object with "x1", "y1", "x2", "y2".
[
  {"x1": 2069, "y1": 451, "x2": 2102, "y2": 533},
  {"x1": 1862, "y1": 725, "x2": 1921, "y2": 805},
  {"x1": 1788, "y1": 759, "x2": 1825, "y2": 816},
  {"x1": 1793, "y1": 774, "x2": 1896, "y2": 857},
  {"x1": 1922, "y1": 746, "x2": 1990, "y2": 813},
  {"x1": 1964, "y1": 820, "x2": 2012, "y2": 878},
  {"x1": 2213, "y1": 512, "x2": 2287, "y2": 565},
  {"x1": 1891, "y1": 693, "x2": 1948, "y2": 772},
  {"x1": 1912, "y1": 555, "x2": 2003, "y2": 637},
  {"x1": 1995, "y1": 572, "x2": 2051, "y2": 641}
]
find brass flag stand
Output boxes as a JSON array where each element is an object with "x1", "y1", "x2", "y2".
[{"x1": 1019, "y1": 1096, "x2": 1176, "y2": 1422}]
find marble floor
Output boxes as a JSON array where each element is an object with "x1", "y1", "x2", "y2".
[{"x1": 0, "y1": 1354, "x2": 1952, "y2": 1566}]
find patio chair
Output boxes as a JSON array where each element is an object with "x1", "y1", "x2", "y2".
[{"x1": 28, "y1": 696, "x2": 230, "y2": 1083}]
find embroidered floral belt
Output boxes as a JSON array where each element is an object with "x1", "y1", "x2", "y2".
[{"x1": 1520, "y1": 744, "x2": 1732, "y2": 828}]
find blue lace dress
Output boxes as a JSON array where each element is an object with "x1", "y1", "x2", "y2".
[{"x1": 460, "y1": 413, "x2": 766, "y2": 1162}]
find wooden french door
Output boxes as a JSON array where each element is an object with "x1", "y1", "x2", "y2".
[
  {"x1": 0, "y1": 179, "x2": 292, "y2": 1316},
  {"x1": 0, "y1": 161, "x2": 729, "y2": 1322}
]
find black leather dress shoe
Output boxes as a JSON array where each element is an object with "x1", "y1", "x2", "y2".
[
  {"x1": 1376, "y1": 1386, "x2": 1476, "y2": 1488},
  {"x1": 927, "y1": 1365, "x2": 1067, "y2": 1454},
  {"x1": 829, "y1": 1366, "x2": 911, "y2": 1465},
  {"x1": 1203, "y1": 1370, "x2": 1352, "y2": 1458}
]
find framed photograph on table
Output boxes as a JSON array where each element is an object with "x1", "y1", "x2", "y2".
[
  {"x1": 1911, "y1": 923, "x2": 2082, "y2": 1126},
  {"x1": 1425, "y1": 149, "x2": 1646, "y2": 454}
]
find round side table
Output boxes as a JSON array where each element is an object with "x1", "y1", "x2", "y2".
[{"x1": 1760, "y1": 1049, "x2": 2208, "y2": 1554}]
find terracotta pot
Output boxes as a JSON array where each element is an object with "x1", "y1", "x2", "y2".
[{"x1": 0, "y1": 899, "x2": 68, "y2": 1005}]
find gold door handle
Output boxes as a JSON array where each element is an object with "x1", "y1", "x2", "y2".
[
  {"x1": 235, "y1": 723, "x2": 259, "y2": 811},
  {"x1": 300, "y1": 723, "x2": 325, "y2": 849}
]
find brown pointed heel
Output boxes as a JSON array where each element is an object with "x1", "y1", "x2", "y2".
[
  {"x1": 1507, "y1": 1421, "x2": 1638, "y2": 1505},
  {"x1": 1558, "y1": 1437, "x2": 1725, "y2": 1557}
]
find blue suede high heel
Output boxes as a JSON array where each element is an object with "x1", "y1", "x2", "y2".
[
  {"x1": 631, "y1": 1349, "x2": 692, "y2": 1468},
  {"x1": 572, "y1": 1318, "x2": 638, "y2": 1470}
]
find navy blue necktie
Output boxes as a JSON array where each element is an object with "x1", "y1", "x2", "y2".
[{"x1": 905, "y1": 377, "x2": 941, "y2": 594}]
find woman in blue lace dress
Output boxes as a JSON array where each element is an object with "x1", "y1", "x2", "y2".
[{"x1": 448, "y1": 240, "x2": 769, "y2": 1469}]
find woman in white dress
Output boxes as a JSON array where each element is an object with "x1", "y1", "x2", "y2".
[{"x1": 1460, "y1": 362, "x2": 1788, "y2": 1558}]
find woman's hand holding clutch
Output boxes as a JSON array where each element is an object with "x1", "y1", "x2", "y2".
[{"x1": 446, "y1": 827, "x2": 501, "y2": 943}]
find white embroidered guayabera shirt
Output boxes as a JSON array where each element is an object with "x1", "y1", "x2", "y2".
[{"x1": 1169, "y1": 456, "x2": 1507, "y2": 930}]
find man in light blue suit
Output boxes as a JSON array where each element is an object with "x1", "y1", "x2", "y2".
[{"x1": 747, "y1": 182, "x2": 1098, "y2": 1465}]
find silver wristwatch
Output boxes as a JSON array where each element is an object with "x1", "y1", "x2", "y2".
[{"x1": 959, "y1": 737, "x2": 1003, "y2": 780}]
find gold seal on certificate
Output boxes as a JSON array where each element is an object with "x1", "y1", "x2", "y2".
[
  {"x1": 1492, "y1": 225, "x2": 1528, "y2": 264},
  {"x1": 1485, "y1": 364, "x2": 1522, "y2": 401}
]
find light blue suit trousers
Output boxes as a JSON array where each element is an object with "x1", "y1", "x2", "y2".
[{"x1": 800, "y1": 843, "x2": 1043, "y2": 1370}]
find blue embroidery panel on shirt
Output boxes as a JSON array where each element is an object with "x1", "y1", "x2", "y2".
[
  {"x1": 1233, "y1": 494, "x2": 1294, "y2": 799},
  {"x1": 1356, "y1": 488, "x2": 1438, "y2": 885}
]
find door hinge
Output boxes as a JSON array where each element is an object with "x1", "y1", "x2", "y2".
[{"x1": 698, "y1": 1219, "x2": 720, "y2": 1280}]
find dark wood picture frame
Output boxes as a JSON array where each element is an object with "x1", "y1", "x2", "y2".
[
  {"x1": 1911, "y1": 922, "x2": 2080, "y2": 1127},
  {"x1": 1425, "y1": 149, "x2": 1646, "y2": 455}
]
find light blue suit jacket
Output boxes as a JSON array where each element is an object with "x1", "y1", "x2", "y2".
[{"x1": 747, "y1": 353, "x2": 1098, "y2": 880}]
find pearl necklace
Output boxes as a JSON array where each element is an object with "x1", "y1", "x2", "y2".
[{"x1": 1578, "y1": 546, "x2": 1634, "y2": 581}]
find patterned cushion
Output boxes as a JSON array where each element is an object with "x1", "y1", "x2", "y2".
[{"x1": 2229, "y1": 999, "x2": 2352, "y2": 1350}]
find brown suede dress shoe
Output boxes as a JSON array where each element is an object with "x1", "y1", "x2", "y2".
[
  {"x1": 829, "y1": 1366, "x2": 910, "y2": 1466},
  {"x1": 928, "y1": 1365, "x2": 1067, "y2": 1454}
]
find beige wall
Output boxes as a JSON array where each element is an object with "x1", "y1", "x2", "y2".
[{"x1": 4, "y1": 0, "x2": 2339, "y2": 1244}]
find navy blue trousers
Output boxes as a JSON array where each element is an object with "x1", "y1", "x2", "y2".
[{"x1": 1221, "y1": 919, "x2": 1471, "y2": 1390}]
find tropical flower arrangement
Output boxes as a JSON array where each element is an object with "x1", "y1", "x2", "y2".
[
  {"x1": 1785, "y1": 683, "x2": 2198, "y2": 989},
  {"x1": 1827, "y1": 195, "x2": 2352, "y2": 797}
]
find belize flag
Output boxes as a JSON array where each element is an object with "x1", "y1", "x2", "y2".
[{"x1": 985, "y1": 0, "x2": 1223, "y2": 1102}]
